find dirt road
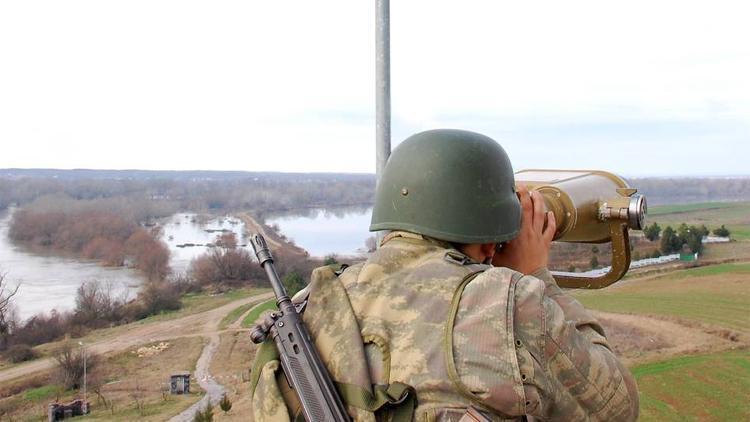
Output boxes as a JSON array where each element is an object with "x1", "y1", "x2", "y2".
[
  {"x1": 238, "y1": 213, "x2": 307, "y2": 256},
  {"x1": 168, "y1": 332, "x2": 224, "y2": 422},
  {"x1": 0, "y1": 292, "x2": 274, "y2": 385}
]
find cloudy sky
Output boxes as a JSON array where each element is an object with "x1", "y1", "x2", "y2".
[{"x1": 0, "y1": 1, "x2": 747, "y2": 176}]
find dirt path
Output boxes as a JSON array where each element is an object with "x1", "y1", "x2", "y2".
[
  {"x1": 238, "y1": 213, "x2": 307, "y2": 256},
  {"x1": 592, "y1": 310, "x2": 745, "y2": 366},
  {"x1": 0, "y1": 292, "x2": 274, "y2": 384},
  {"x1": 168, "y1": 333, "x2": 224, "y2": 422}
]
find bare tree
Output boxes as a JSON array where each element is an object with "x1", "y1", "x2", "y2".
[
  {"x1": 0, "y1": 270, "x2": 20, "y2": 350},
  {"x1": 54, "y1": 341, "x2": 98, "y2": 390}
]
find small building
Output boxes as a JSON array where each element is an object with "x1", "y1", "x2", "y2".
[
  {"x1": 48, "y1": 400, "x2": 89, "y2": 421},
  {"x1": 170, "y1": 372, "x2": 191, "y2": 394},
  {"x1": 679, "y1": 245, "x2": 698, "y2": 262}
]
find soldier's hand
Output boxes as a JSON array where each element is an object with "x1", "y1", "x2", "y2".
[{"x1": 492, "y1": 185, "x2": 556, "y2": 274}]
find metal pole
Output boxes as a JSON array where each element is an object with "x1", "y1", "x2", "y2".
[
  {"x1": 375, "y1": 0, "x2": 391, "y2": 246},
  {"x1": 376, "y1": 0, "x2": 391, "y2": 181},
  {"x1": 79, "y1": 342, "x2": 87, "y2": 413}
]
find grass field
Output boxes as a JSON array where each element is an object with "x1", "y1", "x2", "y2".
[
  {"x1": 143, "y1": 287, "x2": 270, "y2": 324},
  {"x1": 20, "y1": 287, "x2": 270, "y2": 366},
  {"x1": 574, "y1": 259, "x2": 750, "y2": 420},
  {"x1": 634, "y1": 349, "x2": 750, "y2": 421},
  {"x1": 240, "y1": 299, "x2": 276, "y2": 328},
  {"x1": 573, "y1": 263, "x2": 750, "y2": 332},
  {"x1": 0, "y1": 337, "x2": 205, "y2": 421},
  {"x1": 648, "y1": 201, "x2": 750, "y2": 240},
  {"x1": 219, "y1": 302, "x2": 257, "y2": 330},
  {"x1": 647, "y1": 202, "x2": 740, "y2": 216}
]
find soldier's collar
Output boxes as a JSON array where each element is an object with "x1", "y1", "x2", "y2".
[{"x1": 381, "y1": 230, "x2": 456, "y2": 250}]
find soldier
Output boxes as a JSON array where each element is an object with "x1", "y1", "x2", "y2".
[{"x1": 251, "y1": 129, "x2": 639, "y2": 421}]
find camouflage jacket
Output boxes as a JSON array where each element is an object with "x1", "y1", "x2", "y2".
[{"x1": 251, "y1": 231, "x2": 639, "y2": 421}]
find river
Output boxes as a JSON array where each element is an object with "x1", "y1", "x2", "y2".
[
  {"x1": 0, "y1": 209, "x2": 143, "y2": 321},
  {"x1": 1, "y1": 206, "x2": 368, "y2": 321},
  {"x1": 0, "y1": 211, "x2": 250, "y2": 321},
  {"x1": 264, "y1": 206, "x2": 374, "y2": 257}
]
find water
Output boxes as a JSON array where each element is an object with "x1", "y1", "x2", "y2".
[
  {"x1": 159, "y1": 213, "x2": 249, "y2": 273},
  {"x1": 0, "y1": 209, "x2": 143, "y2": 321},
  {"x1": 0, "y1": 210, "x2": 249, "y2": 321},
  {"x1": 265, "y1": 206, "x2": 374, "y2": 257}
]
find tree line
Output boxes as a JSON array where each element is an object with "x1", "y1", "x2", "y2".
[
  {"x1": 0, "y1": 172, "x2": 376, "y2": 214},
  {"x1": 627, "y1": 177, "x2": 750, "y2": 205},
  {"x1": 5, "y1": 171, "x2": 750, "y2": 214},
  {"x1": 642, "y1": 222, "x2": 731, "y2": 255},
  {"x1": 9, "y1": 206, "x2": 170, "y2": 282}
]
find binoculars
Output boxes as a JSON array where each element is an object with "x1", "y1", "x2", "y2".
[{"x1": 515, "y1": 169, "x2": 647, "y2": 289}]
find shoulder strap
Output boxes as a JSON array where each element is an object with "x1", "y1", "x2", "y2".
[
  {"x1": 442, "y1": 268, "x2": 488, "y2": 404},
  {"x1": 250, "y1": 263, "x2": 419, "y2": 422}
]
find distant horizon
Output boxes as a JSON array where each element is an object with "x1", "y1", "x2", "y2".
[{"x1": 1, "y1": 167, "x2": 749, "y2": 179}]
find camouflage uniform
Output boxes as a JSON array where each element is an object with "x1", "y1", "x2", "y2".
[{"x1": 252, "y1": 231, "x2": 639, "y2": 421}]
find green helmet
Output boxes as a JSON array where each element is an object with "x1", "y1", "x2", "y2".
[{"x1": 369, "y1": 129, "x2": 521, "y2": 244}]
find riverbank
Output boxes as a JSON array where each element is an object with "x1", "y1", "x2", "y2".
[{"x1": 0, "y1": 209, "x2": 144, "y2": 320}]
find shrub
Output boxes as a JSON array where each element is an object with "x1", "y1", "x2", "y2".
[
  {"x1": 189, "y1": 233, "x2": 260, "y2": 287},
  {"x1": 4, "y1": 344, "x2": 38, "y2": 363},
  {"x1": 12, "y1": 310, "x2": 69, "y2": 347},
  {"x1": 713, "y1": 225, "x2": 731, "y2": 237},
  {"x1": 72, "y1": 281, "x2": 126, "y2": 328},
  {"x1": 193, "y1": 400, "x2": 214, "y2": 422},
  {"x1": 219, "y1": 394, "x2": 232, "y2": 413},
  {"x1": 283, "y1": 271, "x2": 306, "y2": 297},
  {"x1": 134, "y1": 280, "x2": 182, "y2": 319}
]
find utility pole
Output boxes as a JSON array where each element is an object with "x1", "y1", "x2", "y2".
[
  {"x1": 376, "y1": 0, "x2": 391, "y2": 182},
  {"x1": 79, "y1": 341, "x2": 87, "y2": 414},
  {"x1": 375, "y1": 0, "x2": 391, "y2": 246}
]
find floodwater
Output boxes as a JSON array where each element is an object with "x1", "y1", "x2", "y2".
[
  {"x1": 159, "y1": 213, "x2": 249, "y2": 273},
  {"x1": 0, "y1": 209, "x2": 142, "y2": 321},
  {"x1": 265, "y1": 206, "x2": 374, "y2": 257},
  {"x1": 0, "y1": 210, "x2": 248, "y2": 321}
]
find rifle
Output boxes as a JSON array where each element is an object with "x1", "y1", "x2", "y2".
[{"x1": 249, "y1": 234, "x2": 350, "y2": 422}]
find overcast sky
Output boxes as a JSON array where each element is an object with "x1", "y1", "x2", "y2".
[{"x1": 0, "y1": 1, "x2": 747, "y2": 176}]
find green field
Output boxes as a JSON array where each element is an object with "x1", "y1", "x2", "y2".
[
  {"x1": 219, "y1": 301, "x2": 257, "y2": 329},
  {"x1": 241, "y1": 299, "x2": 276, "y2": 328},
  {"x1": 648, "y1": 201, "x2": 750, "y2": 240},
  {"x1": 648, "y1": 202, "x2": 740, "y2": 216},
  {"x1": 634, "y1": 349, "x2": 750, "y2": 421},
  {"x1": 573, "y1": 263, "x2": 750, "y2": 331},
  {"x1": 574, "y1": 260, "x2": 750, "y2": 420}
]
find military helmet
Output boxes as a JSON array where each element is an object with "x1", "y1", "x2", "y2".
[{"x1": 369, "y1": 129, "x2": 521, "y2": 244}]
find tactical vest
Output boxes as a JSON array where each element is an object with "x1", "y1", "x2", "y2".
[{"x1": 250, "y1": 233, "x2": 527, "y2": 421}]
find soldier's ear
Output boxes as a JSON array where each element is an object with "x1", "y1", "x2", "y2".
[{"x1": 480, "y1": 242, "x2": 497, "y2": 263}]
